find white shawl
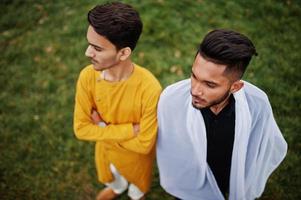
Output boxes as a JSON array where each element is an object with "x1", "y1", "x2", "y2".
[{"x1": 157, "y1": 79, "x2": 287, "y2": 200}]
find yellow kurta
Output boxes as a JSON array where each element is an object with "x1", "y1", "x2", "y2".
[{"x1": 73, "y1": 64, "x2": 162, "y2": 193}]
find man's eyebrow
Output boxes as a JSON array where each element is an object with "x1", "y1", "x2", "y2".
[
  {"x1": 191, "y1": 70, "x2": 197, "y2": 78},
  {"x1": 204, "y1": 80, "x2": 218, "y2": 85},
  {"x1": 191, "y1": 70, "x2": 218, "y2": 85}
]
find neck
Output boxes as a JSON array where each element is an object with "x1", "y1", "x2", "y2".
[
  {"x1": 104, "y1": 59, "x2": 134, "y2": 82},
  {"x1": 209, "y1": 95, "x2": 231, "y2": 115}
]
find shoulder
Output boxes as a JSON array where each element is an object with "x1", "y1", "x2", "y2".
[
  {"x1": 134, "y1": 64, "x2": 162, "y2": 92},
  {"x1": 242, "y1": 81, "x2": 273, "y2": 116},
  {"x1": 159, "y1": 79, "x2": 191, "y2": 109},
  {"x1": 243, "y1": 81, "x2": 268, "y2": 100},
  {"x1": 78, "y1": 65, "x2": 95, "y2": 80},
  {"x1": 161, "y1": 79, "x2": 191, "y2": 100},
  {"x1": 243, "y1": 81, "x2": 269, "y2": 104}
]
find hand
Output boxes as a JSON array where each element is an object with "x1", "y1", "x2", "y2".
[
  {"x1": 91, "y1": 109, "x2": 104, "y2": 125},
  {"x1": 133, "y1": 123, "x2": 140, "y2": 136}
]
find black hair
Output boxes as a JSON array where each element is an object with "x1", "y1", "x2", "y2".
[
  {"x1": 88, "y1": 2, "x2": 142, "y2": 50},
  {"x1": 198, "y1": 29, "x2": 257, "y2": 78}
]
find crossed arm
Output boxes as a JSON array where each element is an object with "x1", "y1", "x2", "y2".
[
  {"x1": 73, "y1": 69, "x2": 160, "y2": 154},
  {"x1": 73, "y1": 69, "x2": 138, "y2": 142},
  {"x1": 89, "y1": 89, "x2": 160, "y2": 155},
  {"x1": 90, "y1": 109, "x2": 140, "y2": 136}
]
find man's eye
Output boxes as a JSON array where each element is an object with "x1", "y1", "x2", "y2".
[
  {"x1": 94, "y1": 47, "x2": 102, "y2": 51},
  {"x1": 206, "y1": 83, "x2": 216, "y2": 88}
]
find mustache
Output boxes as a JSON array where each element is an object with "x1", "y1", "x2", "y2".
[
  {"x1": 92, "y1": 59, "x2": 97, "y2": 63},
  {"x1": 87, "y1": 57, "x2": 98, "y2": 63}
]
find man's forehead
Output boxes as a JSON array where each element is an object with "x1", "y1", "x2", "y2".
[{"x1": 193, "y1": 54, "x2": 226, "y2": 72}]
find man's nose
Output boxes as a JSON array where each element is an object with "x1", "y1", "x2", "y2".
[
  {"x1": 191, "y1": 82, "x2": 203, "y2": 96},
  {"x1": 85, "y1": 45, "x2": 94, "y2": 58}
]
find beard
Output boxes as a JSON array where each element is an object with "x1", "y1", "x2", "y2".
[
  {"x1": 190, "y1": 89, "x2": 231, "y2": 110},
  {"x1": 89, "y1": 55, "x2": 120, "y2": 71}
]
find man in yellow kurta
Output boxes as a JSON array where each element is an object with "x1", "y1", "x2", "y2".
[{"x1": 73, "y1": 2, "x2": 161, "y2": 200}]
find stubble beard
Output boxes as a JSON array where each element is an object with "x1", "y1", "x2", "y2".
[
  {"x1": 191, "y1": 89, "x2": 231, "y2": 110},
  {"x1": 91, "y1": 59, "x2": 119, "y2": 72}
]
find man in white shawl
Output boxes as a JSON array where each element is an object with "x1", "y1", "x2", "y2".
[{"x1": 156, "y1": 29, "x2": 287, "y2": 200}]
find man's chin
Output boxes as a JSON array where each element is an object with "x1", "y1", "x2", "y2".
[
  {"x1": 192, "y1": 102, "x2": 206, "y2": 109},
  {"x1": 192, "y1": 98, "x2": 214, "y2": 109},
  {"x1": 92, "y1": 64, "x2": 103, "y2": 71}
]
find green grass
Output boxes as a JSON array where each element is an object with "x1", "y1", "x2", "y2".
[{"x1": 1, "y1": 0, "x2": 300, "y2": 199}]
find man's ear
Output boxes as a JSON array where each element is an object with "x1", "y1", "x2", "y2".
[
  {"x1": 118, "y1": 47, "x2": 132, "y2": 61},
  {"x1": 230, "y1": 80, "x2": 244, "y2": 93}
]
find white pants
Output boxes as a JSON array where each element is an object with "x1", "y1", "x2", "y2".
[{"x1": 105, "y1": 164, "x2": 144, "y2": 200}]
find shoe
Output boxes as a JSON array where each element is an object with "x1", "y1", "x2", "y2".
[{"x1": 96, "y1": 187, "x2": 119, "y2": 200}]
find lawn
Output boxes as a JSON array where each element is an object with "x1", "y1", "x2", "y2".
[{"x1": 0, "y1": 0, "x2": 300, "y2": 199}]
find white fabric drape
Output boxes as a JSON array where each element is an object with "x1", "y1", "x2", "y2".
[{"x1": 157, "y1": 79, "x2": 287, "y2": 200}]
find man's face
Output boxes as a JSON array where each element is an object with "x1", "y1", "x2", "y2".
[
  {"x1": 85, "y1": 25, "x2": 120, "y2": 71},
  {"x1": 190, "y1": 54, "x2": 234, "y2": 109}
]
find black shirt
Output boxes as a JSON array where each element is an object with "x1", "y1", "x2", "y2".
[{"x1": 200, "y1": 95, "x2": 235, "y2": 197}]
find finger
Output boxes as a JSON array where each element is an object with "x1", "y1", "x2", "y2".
[{"x1": 91, "y1": 111, "x2": 101, "y2": 123}]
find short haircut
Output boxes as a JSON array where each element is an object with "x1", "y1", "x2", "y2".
[
  {"x1": 198, "y1": 29, "x2": 257, "y2": 79},
  {"x1": 88, "y1": 2, "x2": 142, "y2": 51}
]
